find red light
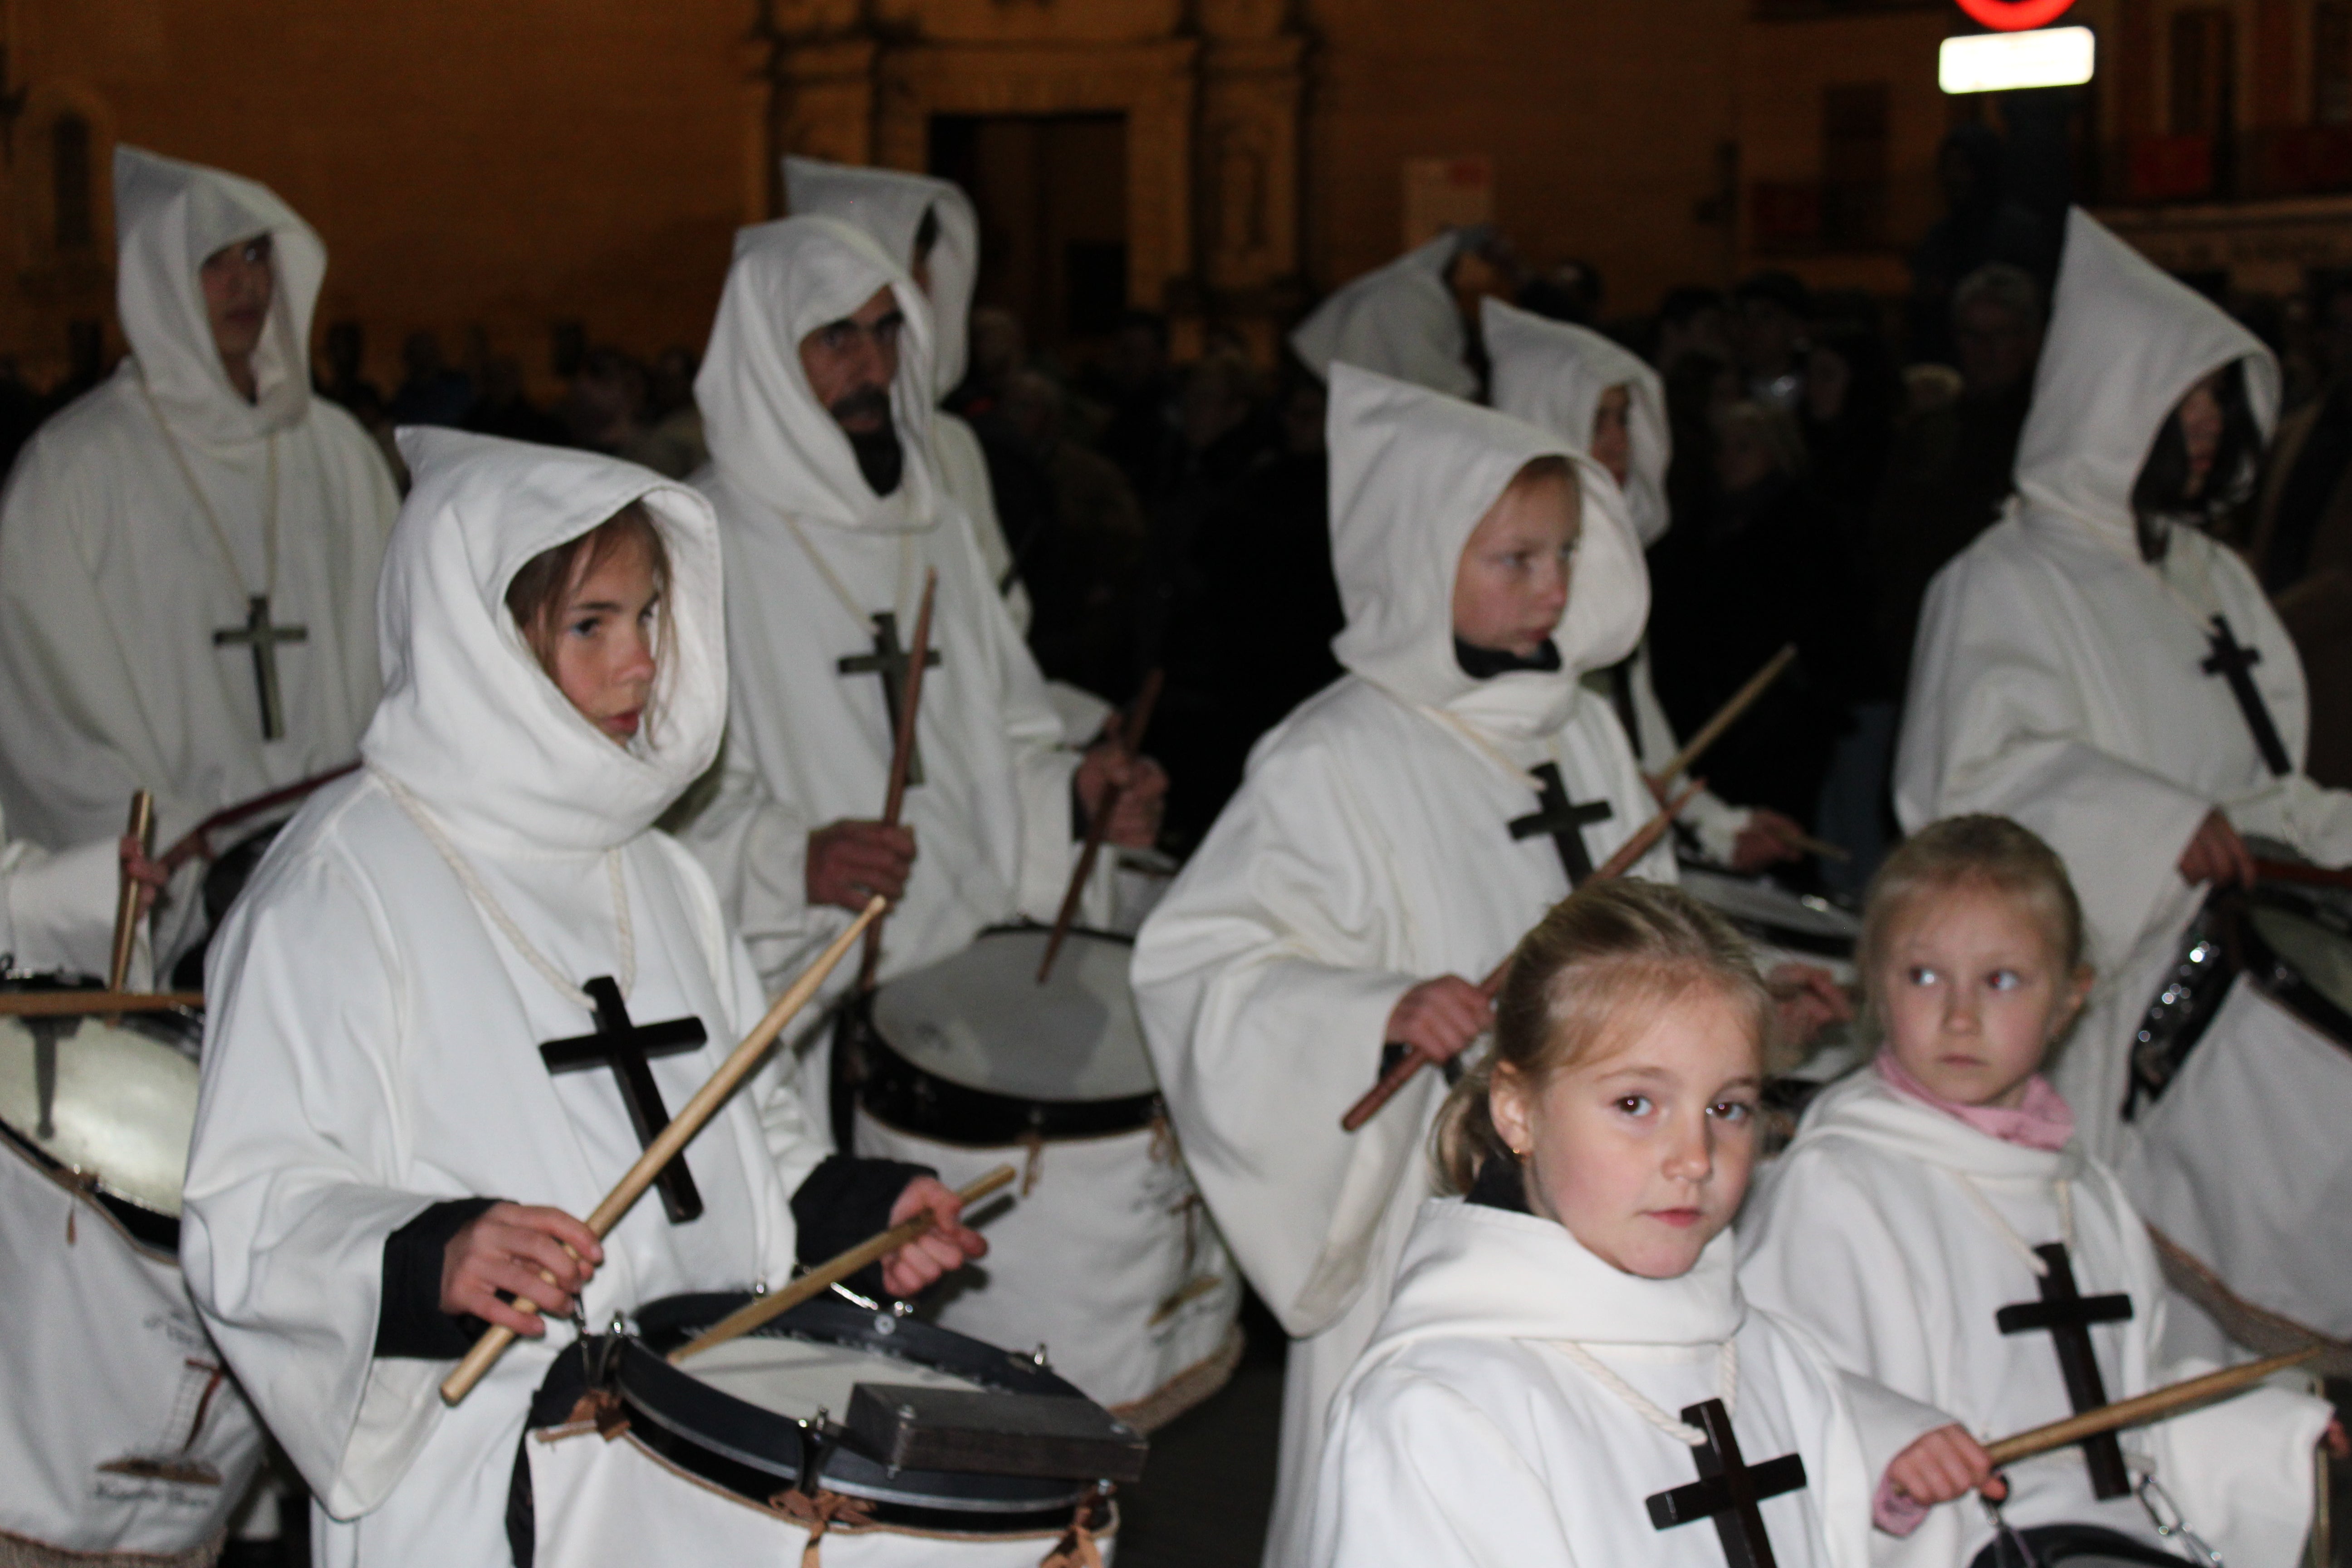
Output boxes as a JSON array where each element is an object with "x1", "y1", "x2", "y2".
[{"x1": 1955, "y1": 0, "x2": 2077, "y2": 30}]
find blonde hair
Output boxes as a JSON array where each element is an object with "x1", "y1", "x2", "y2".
[
  {"x1": 1858, "y1": 815, "x2": 2089, "y2": 1019},
  {"x1": 1432, "y1": 880, "x2": 1770, "y2": 1195}
]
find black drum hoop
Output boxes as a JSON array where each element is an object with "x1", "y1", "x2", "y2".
[{"x1": 846, "y1": 924, "x2": 1162, "y2": 1144}]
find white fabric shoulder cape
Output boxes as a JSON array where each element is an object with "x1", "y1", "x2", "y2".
[
  {"x1": 1289, "y1": 232, "x2": 1477, "y2": 398},
  {"x1": 0, "y1": 147, "x2": 396, "y2": 885},
  {"x1": 1741, "y1": 1069, "x2": 2328, "y2": 1568},
  {"x1": 1312, "y1": 1203, "x2": 1874, "y2": 1568},
  {"x1": 181, "y1": 431, "x2": 824, "y2": 1568},
  {"x1": 676, "y1": 216, "x2": 1093, "y2": 1004},
  {"x1": 1132, "y1": 364, "x2": 1667, "y2": 1567}
]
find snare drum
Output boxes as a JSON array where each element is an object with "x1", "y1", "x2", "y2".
[
  {"x1": 1677, "y1": 866, "x2": 1862, "y2": 970},
  {"x1": 515, "y1": 1292, "x2": 1129, "y2": 1567},
  {"x1": 843, "y1": 926, "x2": 1242, "y2": 1426},
  {"x1": 0, "y1": 986, "x2": 266, "y2": 1562}
]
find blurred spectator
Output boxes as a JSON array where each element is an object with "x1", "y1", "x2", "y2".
[
  {"x1": 1906, "y1": 123, "x2": 2058, "y2": 365},
  {"x1": 463, "y1": 354, "x2": 564, "y2": 446},
  {"x1": 389, "y1": 330, "x2": 475, "y2": 427},
  {"x1": 1662, "y1": 347, "x2": 1741, "y2": 544},
  {"x1": 317, "y1": 320, "x2": 382, "y2": 412},
  {"x1": 1078, "y1": 309, "x2": 1177, "y2": 505},
  {"x1": 639, "y1": 347, "x2": 710, "y2": 478},
  {"x1": 562, "y1": 345, "x2": 646, "y2": 456},
  {"x1": 1731, "y1": 271, "x2": 1811, "y2": 412},
  {"x1": 1802, "y1": 318, "x2": 1899, "y2": 555},
  {"x1": 1654, "y1": 286, "x2": 1733, "y2": 375},
  {"x1": 953, "y1": 307, "x2": 1027, "y2": 420},
  {"x1": 1519, "y1": 258, "x2": 1605, "y2": 327}
]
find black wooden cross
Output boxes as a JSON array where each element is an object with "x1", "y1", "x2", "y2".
[
  {"x1": 838, "y1": 611, "x2": 944, "y2": 786},
  {"x1": 1645, "y1": 1398, "x2": 1808, "y2": 1568},
  {"x1": 1509, "y1": 762, "x2": 1614, "y2": 883},
  {"x1": 1996, "y1": 1242, "x2": 2136, "y2": 1498},
  {"x1": 539, "y1": 977, "x2": 709, "y2": 1224},
  {"x1": 2201, "y1": 614, "x2": 2293, "y2": 778},
  {"x1": 212, "y1": 594, "x2": 308, "y2": 741}
]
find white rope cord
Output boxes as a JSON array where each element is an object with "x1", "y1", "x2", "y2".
[
  {"x1": 1412, "y1": 702, "x2": 1548, "y2": 793},
  {"x1": 774, "y1": 505, "x2": 917, "y2": 642},
  {"x1": 141, "y1": 381, "x2": 280, "y2": 604},
  {"x1": 1551, "y1": 1339, "x2": 1738, "y2": 1447},
  {"x1": 377, "y1": 769, "x2": 633, "y2": 1009},
  {"x1": 1948, "y1": 1170, "x2": 2075, "y2": 1279}
]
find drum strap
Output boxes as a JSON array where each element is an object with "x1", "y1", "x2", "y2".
[
  {"x1": 1949, "y1": 1173, "x2": 2076, "y2": 1277},
  {"x1": 771, "y1": 1488, "x2": 874, "y2": 1568}
]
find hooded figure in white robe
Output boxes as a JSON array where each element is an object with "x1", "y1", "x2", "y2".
[
  {"x1": 0, "y1": 148, "x2": 396, "y2": 960},
  {"x1": 1742, "y1": 1069, "x2": 2329, "y2": 1568},
  {"x1": 1132, "y1": 363, "x2": 1668, "y2": 1568},
  {"x1": 783, "y1": 157, "x2": 1029, "y2": 630},
  {"x1": 1289, "y1": 233, "x2": 1479, "y2": 399},
  {"x1": 1893, "y1": 210, "x2": 2352, "y2": 1338},
  {"x1": 181, "y1": 432, "x2": 838, "y2": 1567},
  {"x1": 1485, "y1": 298, "x2": 1765, "y2": 868},
  {"x1": 676, "y1": 216, "x2": 1096, "y2": 1018},
  {"x1": 1312, "y1": 1201, "x2": 1875, "y2": 1568}
]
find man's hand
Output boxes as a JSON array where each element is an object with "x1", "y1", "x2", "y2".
[
  {"x1": 118, "y1": 834, "x2": 170, "y2": 919},
  {"x1": 1385, "y1": 975, "x2": 1497, "y2": 1064},
  {"x1": 807, "y1": 819, "x2": 916, "y2": 912},
  {"x1": 1885, "y1": 1423, "x2": 2006, "y2": 1509},
  {"x1": 1769, "y1": 963, "x2": 1852, "y2": 1052},
  {"x1": 1074, "y1": 746, "x2": 1168, "y2": 849},
  {"x1": 1730, "y1": 809, "x2": 1809, "y2": 874},
  {"x1": 2177, "y1": 808, "x2": 2256, "y2": 891},
  {"x1": 878, "y1": 1176, "x2": 987, "y2": 1299},
  {"x1": 440, "y1": 1202, "x2": 603, "y2": 1339}
]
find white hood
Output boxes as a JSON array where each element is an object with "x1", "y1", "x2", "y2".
[
  {"x1": 784, "y1": 157, "x2": 978, "y2": 399},
  {"x1": 358, "y1": 429, "x2": 727, "y2": 857},
  {"x1": 1483, "y1": 298, "x2": 1672, "y2": 547},
  {"x1": 113, "y1": 145, "x2": 325, "y2": 446},
  {"x1": 696, "y1": 215, "x2": 943, "y2": 534},
  {"x1": 2015, "y1": 208, "x2": 2280, "y2": 551},
  {"x1": 1290, "y1": 232, "x2": 1478, "y2": 398},
  {"x1": 1327, "y1": 364, "x2": 1648, "y2": 730}
]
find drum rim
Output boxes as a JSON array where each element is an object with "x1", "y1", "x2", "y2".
[
  {"x1": 2237, "y1": 885, "x2": 2352, "y2": 1049},
  {"x1": 1676, "y1": 868, "x2": 1861, "y2": 957},
  {"x1": 0, "y1": 1002, "x2": 201, "y2": 1248},
  {"x1": 853, "y1": 1019, "x2": 1165, "y2": 1142},
  {"x1": 608, "y1": 1292, "x2": 1107, "y2": 1518}
]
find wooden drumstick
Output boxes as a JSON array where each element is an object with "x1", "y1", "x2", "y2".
[
  {"x1": 1038, "y1": 668, "x2": 1165, "y2": 984},
  {"x1": 0, "y1": 990, "x2": 204, "y2": 1018},
  {"x1": 108, "y1": 791, "x2": 155, "y2": 996},
  {"x1": 1982, "y1": 1348, "x2": 2321, "y2": 1468},
  {"x1": 440, "y1": 896, "x2": 886, "y2": 1406},
  {"x1": 1340, "y1": 779, "x2": 1708, "y2": 1133},
  {"x1": 669, "y1": 1163, "x2": 1018, "y2": 1365},
  {"x1": 1651, "y1": 644, "x2": 1797, "y2": 792},
  {"x1": 858, "y1": 571, "x2": 938, "y2": 993}
]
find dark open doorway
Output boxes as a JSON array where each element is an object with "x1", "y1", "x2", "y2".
[{"x1": 929, "y1": 113, "x2": 1128, "y2": 360}]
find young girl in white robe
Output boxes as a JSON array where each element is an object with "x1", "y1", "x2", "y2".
[
  {"x1": 1741, "y1": 815, "x2": 2335, "y2": 1568},
  {"x1": 180, "y1": 430, "x2": 979, "y2": 1568},
  {"x1": 1310, "y1": 880, "x2": 1992, "y2": 1568}
]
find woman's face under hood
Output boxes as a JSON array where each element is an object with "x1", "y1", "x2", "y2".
[{"x1": 1482, "y1": 297, "x2": 1674, "y2": 548}]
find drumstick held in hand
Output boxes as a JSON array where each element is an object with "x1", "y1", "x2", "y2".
[
  {"x1": 1039, "y1": 668, "x2": 1165, "y2": 984},
  {"x1": 1982, "y1": 1348, "x2": 2320, "y2": 1468},
  {"x1": 1339, "y1": 779, "x2": 1705, "y2": 1135},
  {"x1": 108, "y1": 790, "x2": 155, "y2": 996},
  {"x1": 439, "y1": 896, "x2": 886, "y2": 1406},
  {"x1": 858, "y1": 571, "x2": 938, "y2": 993},
  {"x1": 669, "y1": 1163, "x2": 1018, "y2": 1365},
  {"x1": 1652, "y1": 644, "x2": 1796, "y2": 792},
  {"x1": 0, "y1": 990, "x2": 203, "y2": 1019}
]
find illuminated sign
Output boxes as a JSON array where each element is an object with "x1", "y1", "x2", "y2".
[
  {"x1": 1940, "y1": 25, "x2": 2096, "y2": 93},
  {"x1": 1955, "y1": 0, "x2": 2078, "y2": 29}
]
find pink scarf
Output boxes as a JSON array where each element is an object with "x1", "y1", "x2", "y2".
[{"x1": 1874, "y1": 1049, "x2": 2075, "y2": 1152}]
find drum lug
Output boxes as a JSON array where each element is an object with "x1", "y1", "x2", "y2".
[{"x1": 1030, "y1": 1343, "x2": 1052, "y2": 1370}]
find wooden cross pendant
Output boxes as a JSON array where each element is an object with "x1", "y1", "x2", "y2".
[
  {"x1": 539, "y1": 976, "x2": 709, "y2": 1223},
  {"x1": 1646, "y1": 1398, "x2": 1808, "y2": 1568},
  {"x1": 2200, "y1": 614, "x2": 2293, "y2": 778},
  {"x1": 212, "y1": 593, "x2": 308, "y2": 741},
  {"x1": 838, "y1": 611, "x2": 944, "y2": 786},
  {"x1": 1996, "y1": 1241, "x2": 2136, "y2": 1498},
  {"x1": 1509, "y1": 762, "x2": 1614, "y2": 883}
]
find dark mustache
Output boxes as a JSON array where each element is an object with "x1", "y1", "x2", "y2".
[{"x1": 828, "y1": 385, "x2": 892, "y2": 424}]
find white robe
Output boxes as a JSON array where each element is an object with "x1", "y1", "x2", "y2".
[
  {"x1": 1132, "y1": 365, "x2": 1669, "y2": 1568},
  {"x1": 1740, "y1": 1070, "x2": 2328, "y2": 1568},
  {"x1": 0, "y1": 805, "x2": 132, "y2": 979},
  {"x1": 1482, "y1": 298, "x2": 1757, "y2": 862},
  {"x1": 1311, "y1": 1205, "x2": 1876, "y2": 1568},
  {"x1": 677, "y1": 217, "x2": 1093, "y2": 1016},
  {"x1": 181, "y1": 432, "x2": 824, "y2": 1568},
  {"x1": 1289, "y1": 233, "x2": 1478, "y2": 398},
  {"x1": 1893, "y1": 210, "x2": 2352, "y2": 1335},
  {"x1": 0, "y1": 149, "x2": 395, "y2": 946}
]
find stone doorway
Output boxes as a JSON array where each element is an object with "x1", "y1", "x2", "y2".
[{"x1": 929, "y1": 112, "x2": 1130, "y2": 358}]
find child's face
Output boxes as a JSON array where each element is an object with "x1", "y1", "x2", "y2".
[
  {"x1": 1491, "y1": 986, "x2": 1762, "y2": 1279},
  {"x1": 1874, "y1": 880, "x2": 2092, "y2": 1110},
  {"x1": 1451, "y1": 470, "x2": 1580, "y2": 658},
  {"x1": 548, "y1": 535, "x2": 660, "y2": 745}
]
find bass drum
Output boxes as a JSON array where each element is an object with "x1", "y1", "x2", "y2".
[
  {"x1": 845, "y1": 926, "x2": 1242, "y2": 1429},
  {"x1": 514, "y1": 1293, "x2": 1125, "y2": 1567}
]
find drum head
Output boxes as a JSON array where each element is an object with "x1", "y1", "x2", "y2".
[
  {"x1": 1679, "y1": 867, "x2": 1861, "y2": 957},
  {"x1": 871, "y1": 927, "x2": 1157, "y2": 1103},
  {"x1": 0, "y1": 1011, "x2": 199, "y2": 1221}
]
